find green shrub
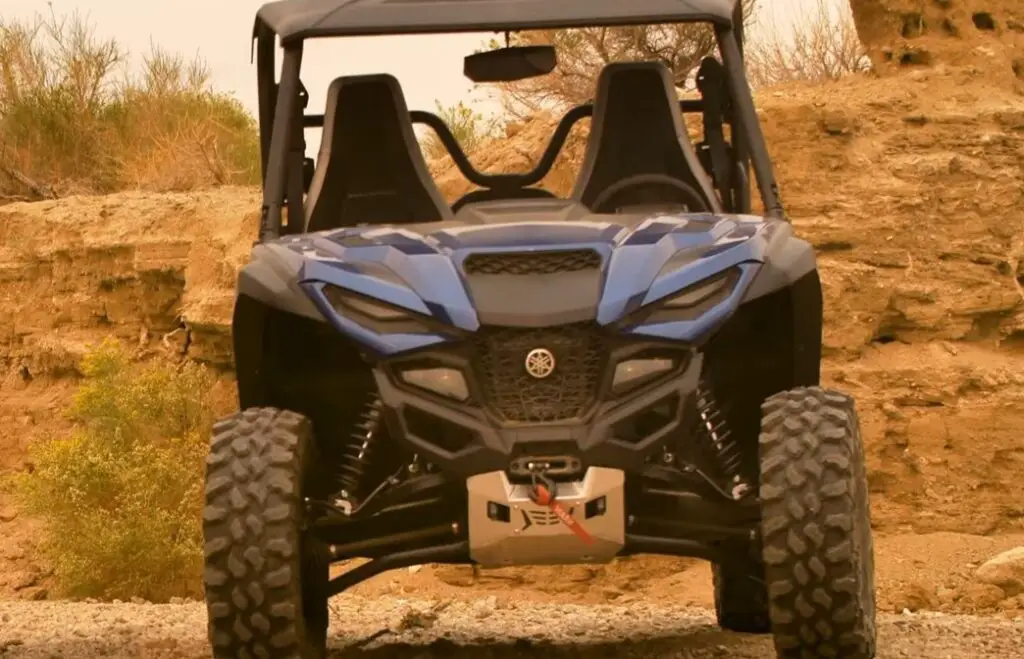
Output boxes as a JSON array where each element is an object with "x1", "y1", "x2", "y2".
[
  {"x1": 420, "y1": 99, "x2": 501, "y2": 161},
  {"x1": 14, "y1": 339, "x2": 215, "y2": 601},
  {"x1": 0, "y1": 10, "x2": 260, "y2": 201}
]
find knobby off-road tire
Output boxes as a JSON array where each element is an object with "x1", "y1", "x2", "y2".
[
  {"x1": 759, "y1": 387, "x2": 876, "y2": 659},
  {"x1": 203, "y1": 407, "x2": 331, "y2": 659}
]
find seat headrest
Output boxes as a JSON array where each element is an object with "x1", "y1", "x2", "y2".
[
  {"x1": 571, "y1": 61, "x2": 720, "y2": 212},
  {"x1": 304, "y1": 73, "x2": 452, "y2": 231}
]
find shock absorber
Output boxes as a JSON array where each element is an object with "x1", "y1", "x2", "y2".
[
  {"x1": 337, "y1": 395, "x2": 384, "y2": 504},
  {"x1": 695, "y1": 379, "x2": 751, "y2": 499}
]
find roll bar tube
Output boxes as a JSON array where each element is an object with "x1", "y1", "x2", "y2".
[
  {"x1": 259, "y1": 44, "x2": 303, "y2": 242},
  {"x1": 301, "y1": 100, "x2": 704, "y2": 192},
  {"x1": 716, "y1": 24, "x2": 784, "y2": 219}
]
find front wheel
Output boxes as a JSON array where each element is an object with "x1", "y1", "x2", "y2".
[
  {"x1": 202, "y1": 407, "x2": 330, "y2": 659},
  {"x1": 758, "y1": 387, "x2": 877, "y2": 659}
]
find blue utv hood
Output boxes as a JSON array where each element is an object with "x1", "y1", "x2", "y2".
[{"x1": 276, "y1": 213, "x2": 776, "y2": 355}]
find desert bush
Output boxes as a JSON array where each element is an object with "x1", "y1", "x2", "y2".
[
  {"x1": 746, "y1": 0, "x2": 871, "y2": 87},
  {"x1": 0, "y1": 10, "x2": 259, "y2": 202},
  {"x1": 14, "y1": 339, "x2": 215, "y2": 601},
  {"x1": 420, "y1": 99, "x2": 501, "y2": 161},
  {"x1": 477, "y1": 1, "x2": 866, "y2": 112},
  {"x1": 485, "y1": 0, "x2": 758, "y2": 118}
]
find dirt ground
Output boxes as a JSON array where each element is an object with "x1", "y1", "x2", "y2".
[
  {"x1": 1, "y1": 598, "x2": 1023, "y2": 658},
  {"x1": 337, "y1": 531, "x2": 1024, "y2": 617},
  {"x1": 1, "y1": 9, "x2": 1024, "y2": 638}
]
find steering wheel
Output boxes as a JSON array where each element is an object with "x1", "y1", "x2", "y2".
[{"x1": 590, "y1": 173, "x2": 711, "y2": 214}]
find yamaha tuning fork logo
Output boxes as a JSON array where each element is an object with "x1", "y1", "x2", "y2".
[{"x1": 524, "y1": 348, "x2": 556, "y2": 379}]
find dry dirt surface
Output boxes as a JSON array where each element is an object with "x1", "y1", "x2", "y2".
[
  {"x1": 338, "y1": 531, "x2": 1024, "y2": 617},
  {"x1": 0, "y1": 598, "x2": 1022, "y2": 658}
]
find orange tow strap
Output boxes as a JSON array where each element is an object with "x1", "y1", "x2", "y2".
[{"x1": 530, "y1": 480, "x2": 595, "y2": 545}]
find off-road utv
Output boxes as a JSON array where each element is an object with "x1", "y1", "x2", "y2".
[{"x1": 203, "y1": 0, "x2": 876, "y2": 657}]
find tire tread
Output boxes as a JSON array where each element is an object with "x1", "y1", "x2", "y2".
[
  {"x1": 759, "y1": 386, "x2": 876, "y2": 659},
  {"x1": 203, "y1": 407, "x2": 325, "y2": 659}
]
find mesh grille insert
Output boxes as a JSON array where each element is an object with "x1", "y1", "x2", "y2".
[
  {"x1": 463, "y1": 249, "x2": 602, "y2": 275},
  {"x1": 472, "y1": 323, "x2": 606, "y2": 423}
]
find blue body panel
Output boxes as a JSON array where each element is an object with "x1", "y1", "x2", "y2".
[{"x1": 276, "y1": 213, "x2": 775, "y2": 356}]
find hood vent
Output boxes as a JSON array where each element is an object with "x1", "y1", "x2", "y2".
[{"x1": 463, "y1": 249, "x2": 602, "y2": 276}]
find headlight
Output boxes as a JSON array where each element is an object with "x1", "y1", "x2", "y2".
[
  {"x1": 660, "y1": 272, "x2": 734, "y2": 308},
  {"x1": 612, "y1": 358, "x2": 676, "y2": 395},
  {"x1": 322, "y1": 284, "x2": 409, "y2": 320},
  {"x1": 400, "y1": 367, "x2": 470, "y2": 401},
  {"x1": 624, "y1": 268, "x2": 742, "y2": 327},
  {"x1": 610, "y1": 349, "x2": 689, "y2": 396}
]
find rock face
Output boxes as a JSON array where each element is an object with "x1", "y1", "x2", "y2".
[
  {"x1": 848, "y1": 0, "x2": 1023, "y2": 81},
  {"x1": 977, "y1": 547, "x2": 1024, "y2": 596},
  {"x1": 0, "y1": 188, "x2": 261, "y2": 597},
  {"x1": 0, "y1": 187, "x2": 261, "y2": 378}
]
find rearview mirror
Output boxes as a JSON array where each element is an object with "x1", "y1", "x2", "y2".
[{"x1": 464, "y1": 45, "x2": 556, "y2": 83}]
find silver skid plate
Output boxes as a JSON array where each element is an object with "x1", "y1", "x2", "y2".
[{"x1": 466, "y1": 467, "x2": 626, "y2": 568}]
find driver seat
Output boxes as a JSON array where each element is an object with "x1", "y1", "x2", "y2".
[
  {"x1": 305, "y1": 74, "x2": 453, "y2": 232},
  {"x1": 572, "y1": 61, "x2": 721, "y2": 213}
]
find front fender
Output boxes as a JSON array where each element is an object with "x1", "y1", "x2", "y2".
[
  {"x1": 741, "y1": 221, "x2": 817, "y2": 303},
  {"x1": 237, "y1": 243, "x2": 326, "y2": 323}
]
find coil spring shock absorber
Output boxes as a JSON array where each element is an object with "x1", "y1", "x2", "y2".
[
  {"x1": 696, "y1": 379, "x2": 751, "y2": 499},
  {"x1": 337, "y1": 395, "x2": 384, "y2": 504}
]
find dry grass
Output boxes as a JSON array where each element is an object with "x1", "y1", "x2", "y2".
[
  {"x1": 0, "y1": 10, "x2": 259, "y2": 203},
  {"x1": 746, "y1": 0, "x2": 871, "y2": 88},
  {"x1": 419, "y1": 99, "x2": 501, "y2": 161}
]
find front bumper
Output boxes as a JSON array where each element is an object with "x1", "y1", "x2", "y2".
[{"x1": 466, "y1": 467, "x2": 626, "y2": 568}]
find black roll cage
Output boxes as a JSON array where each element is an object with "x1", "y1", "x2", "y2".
[
  {"x1": 302, "y1": 101, "x2": 707, "y2": 207},
  {"x1": 252, "y1": 7, "x2": 785, "y2": 242}
]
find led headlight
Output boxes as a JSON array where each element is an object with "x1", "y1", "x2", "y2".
[
  {"x1": 612, "y1": 357, "x2": 677, "y2": 395},
  {"x1": 400, "y1": 367, "x2": 470, "y2": 401},
  {"x1": 661, "y1": 272, "x2": 735, "y2": 308},
  {"x1": 322, "y1": 284, "x2": 409, "y2": 320},
  {"x1": 623, "y1": 268, "x2": 742, "y2": 328}
]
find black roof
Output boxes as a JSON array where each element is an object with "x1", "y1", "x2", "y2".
[{"x1": 255, "y1": 0, "x2": 738, "y2": 44}]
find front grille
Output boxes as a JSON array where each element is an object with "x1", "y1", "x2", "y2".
[
  {"x1": 526, "y1": 509, "x2": 561, "y2": 526},
  {"x1": 463, "y1": 249, "x2": 602, "y2": 275},
  {"x1": 472, "y1": 323, "x2": 606, "y2": 423}
]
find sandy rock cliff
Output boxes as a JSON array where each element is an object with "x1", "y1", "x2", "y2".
[{"x1": 849, "y1": 0, "x2": 1023, "y2": 76}]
